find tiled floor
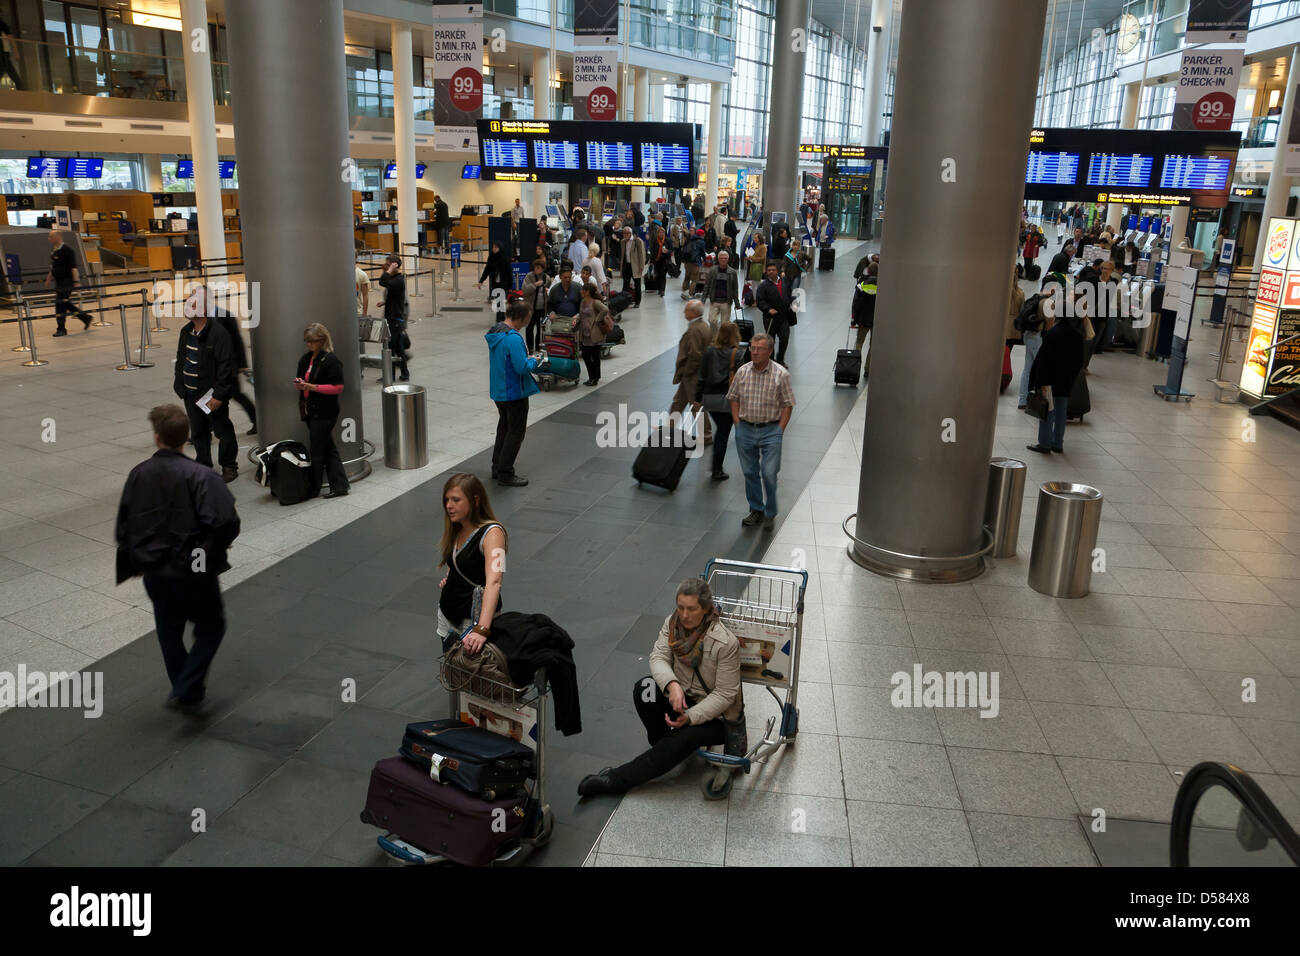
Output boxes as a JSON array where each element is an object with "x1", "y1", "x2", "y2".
[
  {"x1": 0, "y1": 239, "x2": 876, "y2": 866},
  {"x1": 585, "y1": 277, "x2": 1300, "y2": 867}
]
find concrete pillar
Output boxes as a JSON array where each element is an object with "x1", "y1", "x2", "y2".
[
  {"x1": 850, "y1": 0, "x2": 1049, "y2": 582},
  {"x1": 1120, "y1": 81, "x2": 1140, "y2": 128},
  {"x1": 178, "y1": 0, "x2": 225, "y2": 266},
  {"x1": 633, "y1": 67, "x2": 649, "y2": 121},
  {"x1": 1254, "y1": 46, "x2": 1300, "y2": 270},
  {"x1": 761, "y1": 0, "x2": 810, "y2": 220},
  {"x1": 532, "y1": 47, "x2": 551, "y2": 120},
  {"x1": 391, "y1": 22, "x2": 418, "y2": 265},
  {"x1": 141, "y1": 153, "x2": 164, "y2": 191},
  {"x1": 1105, "y1": 202, "x2": 1124, "y2": 233},
  {"x1": 225, "y1": 0, "x2": 364, "y2": 465},
  {"x1": 866, "y1": 0, "x2": 891, "y2": 146},
  {"x1": 707, "y1": 80, "x2": 723, "y2": 212},
  {"x1": 1168, "y1": 205, "x2": 1190, "y2": 251}
]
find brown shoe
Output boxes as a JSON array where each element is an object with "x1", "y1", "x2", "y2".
[{"x1": 221, "y1": 467, "x2": 239, "y2": 483}]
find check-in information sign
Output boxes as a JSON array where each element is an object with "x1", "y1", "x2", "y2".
[{"x1": 1173, "y1": 50, "x2": 1242, "y2": 131}]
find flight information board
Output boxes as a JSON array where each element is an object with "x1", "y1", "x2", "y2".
[
  {"x1": 65, "y1": 157, "x2": 103, "y2": 178},
  {"x1": 218, "y1": 160, "x2": 236, "y2": 178},
  {"x1": 27, "y1": 157, "x2": 67, "y2": 178},
  {"x1": 1026, "y1": 151, "x2": 1080, "y2": 185},
  {"x1": 586, "y1": 141, "x2": 635, "y2": 172},
  {"x1": 533, "y1": 140, "x2": 581, "y2": 171},
  {"x1": 1025, "y1": 128, "x2": 1239, "y2": 207},
  {"x1": 1160, "y1": 154, "x2": 1232, "y2": 191},
  {"x1": 476, "y1": 119, "x2": 697, "y2": 185},
  {"x1": 1086, "y1": 152, "x2": 1154, "y2": 188}
]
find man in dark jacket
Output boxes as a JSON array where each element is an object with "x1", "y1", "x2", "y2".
[
  {"x1": 173, "y1": 301, "x2": 239, "y2": 482},
  {"x1": 194, "y1": 284, "x2": 257, "y2": 436},
  {"x1": 378, "y1": 254, "x2": 409, "y2": 381},
  {"x1": 679, "y1": 229, "x2": 706, "y2": 299},
  {"x1": 45, "y1": 230, "x2": 94, "y2": 336},
  {"x1": 1026, "y1": 313, "x2": 1086, "y2": 454},
  {"x1": 116, "y1": 404, "x2": 240, "y2": 711},
  {"x1": 700, "y1": 250, "x2": 741, "y2": 330},
  {"x1": 755, "y1": 261, "x2": 793, "y2": 365}
]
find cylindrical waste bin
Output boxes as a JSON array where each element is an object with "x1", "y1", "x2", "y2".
[
  {"x1": 1027, "y1": 482, "x2": 1104, "y2": 598},
  {"x1": 984, "y1": 457, "x2": 1027, "y2": 558},
  {"x1": 382, "y1": 384, "x2": 428, "y2": 469}
]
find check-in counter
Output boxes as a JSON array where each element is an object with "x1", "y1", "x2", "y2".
[
  {"x1": 452, "y1": 214, "x2": 489, "y2": 249},
  {"x1": 132, "y1": 233, "x2": 179, "y2": 271},
  {"x1": 356, "y1": 221, "x2": 397, "y2": 253}
]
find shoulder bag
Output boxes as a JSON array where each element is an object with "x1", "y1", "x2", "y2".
[
  {"x1": 449, "y1": 522, "x2": 504, "y2": 629},
  {"x1": 691, "y1": 652, "x2": 748, "y2": 757}
]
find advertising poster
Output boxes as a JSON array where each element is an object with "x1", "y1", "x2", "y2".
[
  {"x1": 1258, "y1": 266, "x2": 1284, "y2": 306},
  {"x1": 1185, "y1": 0, "x2": 1253, "y2": 43},
  {"x1": 1281, "y1": 271, "x2": 1300, "y2": 309},
  {"x1": 573, "y1": 0, "x2": 619, "y2": 123},
  {"x1": 1173, "y1": 49, "x2": 1242, "y2": 131},
  {"x1": 727, "y1": 619, "x2": 794, "y2": 688},
  {"x1": 1267, "y1": 309, "x2": 1300, "y2": 395},
  {"x1": 458, "y1": 693, "x2": 539, "y2": 750},
  {"x1": 432, "y1": 1, "x2": 483, "y2": 153},
  {"x1": 1240, "y1": 302, "x2": 1278, "y2": 396}
]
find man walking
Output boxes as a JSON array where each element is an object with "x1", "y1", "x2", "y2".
[
  {"x1": 173, "y1": 293, "x2": 239, "y2": 482},
  {"x1": 700, "y1": 249, "x2": 740, "y2": 331},
  {"x1": 754, "y1": 262, "x2": 794, "y2": 366},
  {"x1": 680, "y1": 228, "x2": 705, "y2": 299},
  {"x1": 486, "y1": 299, "x2": 542, "y2": 487},
  {"x1": 116, "y1": 404, "x2": 240, "y2": 712},
  {"x1": 378, "y1": 254, "x2": 409, "y2": 381},
  {"x1": 620, "y1": 225, "x2": 646, "y2": 308},
  {"x1": 433, "y1": 193, "x2": 451, "y2": 275},
  {"x1": 670, "y1": 299, "x2": 714, "y2": 445},
  {"x1": 728, "y1": 333, "x2": 795, "y2": 527},
  {"x1": 45, "y1": 230, "x2": 94, "y2": 336}
]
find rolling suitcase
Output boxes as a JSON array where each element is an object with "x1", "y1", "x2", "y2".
[
  {"x1": 734, "y1": 315, "x2": 755, "y2": 342},
  {"x1": 400, "y1": 719, "x2": 534, "y2": 800},
  {"x1": 1000, "y1": 345, "x2": 1013, "y2": 394},
  {"x1": 818, "y1": 247, "x2": 836, "y2": 271},
  {"x1": 1067, "y1": 368, "x2": 1090, "y2": 421},
  {"x1": 632, "y1": 410, "x2": 698, "y2": 492},
  {"x1": 608, "y1": 290, "x2": 633, "y2": 316},
  {"x1": 834, "y1": 327, "x2": 861, "y2": 387},
  {"x1": 360, "y1": 755, "x2": 528, "y2": 867}
]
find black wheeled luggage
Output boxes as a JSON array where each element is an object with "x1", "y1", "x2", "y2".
[
  {"x1": 834, "y1": 326, "x2": 862, "y2": 387},
  {"x1": 817, "y1": 247, "x2": 836, "y2": 271},
  {"x1": 1067, "y1": 369, "x2": 1090, "y2": 421},
  {"x1": 632, "y1": 410, "x2": 698, "y2": 492},
  {"x1": 399, "y1": 719, "x2": 535, "y2": 800},
  {"x1": 361, "y1": 756, "x2": 528, "y2": 867},
  {"x1": 734, "y1": 315, "x2": 755, "y2": 342},
  {"x1": 608, "y1": 290, "x2": 634, "y2": 316}
]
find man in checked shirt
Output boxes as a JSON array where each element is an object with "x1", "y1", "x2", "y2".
[{"x1": 726, "y1": 333, "x2": 795, "y2": 527}]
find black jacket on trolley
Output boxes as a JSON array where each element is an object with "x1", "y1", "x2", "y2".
[
  {"x1": 296, "y1": 349, "x2": 344, "y2": 421},
  {"x1": 488, "y1": 611, "x2": 581, "y2": 736},
  {"x1": 115, "y1": 448, "x2": 240, "y2": 582}
]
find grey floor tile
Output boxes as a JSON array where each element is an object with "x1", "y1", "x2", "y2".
[
  {"x1": 974, "y1": 584, "x2": 1069, "y2": 622},
  {"x1": 0, "y1": 771, "x2": 111, "y2": 864},
  {"x1": 1184, "y1": 572, "x2": 1287, "y2": 606},
  {"x1": 819, "y1": 576, "x2": 902, "y2": 610},
  {"x1": 734, "y1": 730, "x2": 844, "y2": 798},
  {"x1": 966, "y1": 812, "x2": 1098, "y2": 866},
  {"x1": 845, "y1": 800, "x2": 978, "y2": 866},
  {"x1": 1160, "y1": 630, "x2": 1281, "y2": 674},
  {"x1": 162, "y1": 826, "x2": 314, "y2": 866},
  {"x1": 935, "y1": 697, "x2": 1050, "y2": 753},
  {"x1": 832, "y1": 683, "x2": 942, "y2": 743},
  {"x1": 826, "y1": 641, "x2": 918, "y2": 688},
  {"x1": 1010, "y1": 656, "x2": 1123, "y2": 706},
  {"x1": 948, "y1": 748, "x2": 1078, "y2": 819},
  {"x1": 1099, "y1": 662, "x2": 1223, "y2": 715},
  {"x1": 838, "y1": 737, "x2": 960, "y2": 809},
  {"x1": 991, "y1": 618, "x2": 1093, "y2": 660},
  {"x1": 820, "y1": 604, "x2": 913, "y2": 647},
  {"x1": 896, "y1": 582, "x2": 984, "y2": 616},
  {"x1": 1030, "y1": 701, "x2": 1159, "y2": 762},
  {"x1": 120, "y1": 736, "x2": 283, "y2": 817},
  {"x1": 204, "y1": 687, "x2": 347, "y2": 760},
  {"x1": 1056, "y1": 756, "x2": 1180, "y2": 823},
  {"x1": 597, "y1": 784, "x2": 728, "y2": 864},
  {"x1": 1062, "y1": 592, "x2": 1151, "y2": 628},
  {"x1": 1250, "y1": 637, "x2": 1300, "y2": 679},
  {"x1": 916, "y1": 649, "x2": 1026, "y2": 699},
  {"x1": 25, "y1": 796, "x2": 196, "y2": 866},
  {"x1": 593, "y1": 852, "x2": 719, "y2": 867},
  {"x1": 1075, "y1": 624, "x2": 1188, "y2": 667},
  {"x1": 1114, "y1": 567, "x2": 1203, "y2": 601},
  {"x1": 1130, "y1": 710, "x2": 1270, "y2": 773},
  {"x1": 1139, "y1": 597, "x2": 1237, "y2": 634},
  {"x1": 906, "y1": 610, "x2": 1002, "y2": 653},
  {"x1": 1155, "y1": 547, "x2": 1250, "y2": 575},
  {"x1": 220, "y1": 759, "x2": 372, "y2": 853},
  {"x1": 723, "y1": 790, "x2": 851, "y2": 867},
  {"x1": 1232, "y1": 716, "x2": 1300, "y2": 775}
]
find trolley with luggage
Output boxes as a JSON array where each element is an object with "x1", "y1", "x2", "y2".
[
  {"x1": 695, "y1": 558, "x2": 806, "y2": 800},
  {"x1": 358, "y1": 314, "x2": 389, "y2": 380},
  {"x1": 360, "y1": 653, "x2": 555, "y2": 866},
  {"x1": 533, "y1": 314, "x2": 581, "y2": 390}
]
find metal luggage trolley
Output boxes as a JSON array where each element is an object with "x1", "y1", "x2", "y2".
[
  {"x1": 533, "y1": 315, "x2": 582, "y2": 390},
  {"x1": 376, "y1": 656, "x2": 555, "y2": 866},
  {"x1": 697, "y1": 558, "x2": 807, "y2": 800}
]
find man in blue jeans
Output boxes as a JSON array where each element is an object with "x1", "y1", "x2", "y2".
[{"x1": 727, "y1": 333, "x2": 796, "y2": 527}]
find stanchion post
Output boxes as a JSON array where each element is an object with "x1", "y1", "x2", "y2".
[
  {"x1": 21, "y1": 302, "x2": 48, "y2": 367},
  {"x1": 11, "y1": 288, "x2": 32, "y2": 352},
  {"x1": 429, "y1": 256, "x2": 441, "y2": 318},
  {"x1": 451, "y1": 261, "x2": 462, "y2": 302},
  {"x1": 136, "y1": 304, "x2": 156, "y2": 368},
  {"x1": 116, "y1": 303, "x2": 140, "y2": 370},
  {"x1": 148, "y1": 284, "x2": 168, "y2": 333},
  {"x1": 382, "y1": 346, "x2": 394, "y2": 387},
  {"x1": 91, "y1": 265, "x2": 112, "y2": 327}
]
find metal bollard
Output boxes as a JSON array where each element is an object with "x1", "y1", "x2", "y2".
[
  {"x1": 147, "y1": 286, "x2": 168, "y2": 333},
  {"x1": 1027, "y1": 482, "x2": 1104, "y2": 598},
  {"x1": 21, "y1": 302, "x2": 48, "y2": 367},
  {"x1": 116, "y1": 303, "x2": 140, "y2": 370},
  {"x1": 451, "y1": 264, "x2": 462, "y2": 301},
  {"x1": 430, "y1": 261, "x2": 441, "y2": 318},
  {"x1": 91, "y1": 271, "x2": 112, "y2": 327},
  {"x1": 381, "y1": 383, "x2": 428, "y2": 469},
  {"x1": 984, "y1": 457, "x2": 1027, "y2": 559},
  {"x1": 136, "y1": 305, "x2": 155, "y2": 368},
  {"x1": 381, "y1": 346, "x2": 394, "y2": 387},
  {"x1": 12, "y1": 290, "x2": 31, "y2": 352}
]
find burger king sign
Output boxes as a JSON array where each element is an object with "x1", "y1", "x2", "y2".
[{"x1": 1265, "y1": 217, "x2": 1295, "y2": 269}]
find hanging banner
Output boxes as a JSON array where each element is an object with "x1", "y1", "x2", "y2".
[
  {"x1": 573, "y1": 0, "x2": 619, "y2": 123},
  {"x1": 1185, "y1": 0, "x2": 1253, "y2": 44},
  {"x1": 1173, "y1": 49, "x2": 1242, "y2": 131},
  {"x1": 1285, "y1": 85, "x2": 1300, "y2": 177},
  {"x1": 432, "y1": 1, "x2": 483, "y2": 153}
]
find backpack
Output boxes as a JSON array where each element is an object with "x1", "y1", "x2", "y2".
[{"x1": 1015, "y1": 293, "x2": 1044, "y2": 333}]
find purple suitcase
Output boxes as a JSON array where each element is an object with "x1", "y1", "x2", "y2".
[{"x1": 360, "y1": 756, "x2": 528, "y2": 866}]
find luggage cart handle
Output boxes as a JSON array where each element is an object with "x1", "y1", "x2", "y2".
[{"x1": 703, "y1": 558, "x2": 808, "y2": 589}]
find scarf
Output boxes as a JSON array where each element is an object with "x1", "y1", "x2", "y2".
[{"x1": 668, "y1": 607, "x2": 720, "y2": 670}]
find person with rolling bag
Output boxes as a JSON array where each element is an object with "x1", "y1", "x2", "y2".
[
  {"x1": 849, "y1": 262, "x2": 877, "y2": 380},
  {"x1": 695, "y1": 321, "x2": 749, "y2": 481}
]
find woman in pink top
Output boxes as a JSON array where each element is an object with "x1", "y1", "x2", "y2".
[{"x1": 294, "y1": 322, "x2": 350, "y2": 499}]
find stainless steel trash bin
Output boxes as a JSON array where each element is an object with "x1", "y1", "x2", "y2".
[
  {"x1": 1027, "y1": 482, "x2": 1104, "y2": 598},
  {"x1": 985, "y1": 457, "x2": 1027, "y2": 558},
  {"x1": 381, "y1": 384, "x2": 428, "y2": 469}
]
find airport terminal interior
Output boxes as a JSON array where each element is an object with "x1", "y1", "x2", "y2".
[{"x1": 0, "y1": 0, "x2": 1298, "y2": 875}]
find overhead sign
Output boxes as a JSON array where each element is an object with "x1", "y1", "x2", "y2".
[
  {"x1": 1185, "y1": 0, "x2": 1253, "y2": 43},
  {"x1": 478, "y1": 119, "x2": 696, "y2": 186},
  {"x1": 1231, "y1": 185, "x2": 1263, "y2": 197},
  {"x1": 1173, "y1": 49, "x2": 1242, "y2": 131},
  {"x1": 432, "y1": 1, "x2": 483, "y2": 153},
  {"x1": 799, "y1": 143, "x2": 888, "y2": 161},
  {"x1": 573, "y1": 0, "x2": 618, "y2": 122}
]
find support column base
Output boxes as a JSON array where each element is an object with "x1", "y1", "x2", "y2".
[{"x1": 843, "y1": 514, "x2": 991, "y2": 583}]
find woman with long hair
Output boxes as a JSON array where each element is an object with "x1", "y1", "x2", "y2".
[
  {"x1": 650, "y1": 226, "x2": 669, "y2": 297},
  {"x1": 576, "y1": 280, "x2": 613, "y2": 386},
  {"x1": 437, "y1": 473, "x2": 508, "y2": 653},
  {"x1": 694, "y1": 320, "x2": 748, "y2": 480},
  {"x1": 294, "y1": 322, "x2": 350, "y2": 499}
]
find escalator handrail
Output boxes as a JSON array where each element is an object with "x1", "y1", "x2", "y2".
[{"x1": 1170, "y1": 761, "x2": 1300, "y2": 866}]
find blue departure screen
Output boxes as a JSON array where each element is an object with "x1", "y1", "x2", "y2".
[
  {"x1": 482, "y1": 139, "x2": 530, "y2": 168},
  {"x1": 640, "y1": 142, "x2": 691, "y2": 176},
  {"x1": 1086, "y1": 152, "x2": 1153, "y2": 188},
  {"x1": 218, "y1": 160, "x2": 236, "y2": 178},
  {"x1": 176, "y1": 159, "x2": 193, "y2": 178},
  {"x1": 1026, "y1": 151, "x2": 1080, "y2": 185},
  {"x1": 27, "y1": 157, "x2": 67, "y2": 178},
  {"x1": 1159, "y1": 155, "x2": 1232, "y2": 191},
  {"x1": 462, "y1": 164, "x2": 481, "y2": 179},
  {"x1": 65, "y1": 157, "x2": 103, "y2": 178},
  {"x1": 533, "y1": 140, "x2": 580, "y2": 171},
  {"x1": 586, "y1": 141, "x2": 634, "y2": 172}
]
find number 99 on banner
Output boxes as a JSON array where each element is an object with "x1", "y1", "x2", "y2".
[
  {"x1": 1193, "y1": 92, "x2": 1233, "y2": 131},
  {"x1": 450, "y1": 66, "x2": 483, "y2": 111}
]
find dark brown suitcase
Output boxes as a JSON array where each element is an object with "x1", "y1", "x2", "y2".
[{"x1": 360, "y1": 755, "x2": 528, "y2": 866}]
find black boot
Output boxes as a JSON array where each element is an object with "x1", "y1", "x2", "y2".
[{"x1": 577, "y1": 767, "x2": 627, "y2": 797}]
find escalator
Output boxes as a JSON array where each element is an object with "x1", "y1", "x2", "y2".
[{"x1": 1170, "y1": 762, "x2": 1300, "y2": 866}]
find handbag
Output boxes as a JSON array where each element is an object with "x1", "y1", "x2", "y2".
[
  {"x1": 692, "y1": 664, "x2": 747, "y2": 758},
  {"x1": 441, "y1": 640, "x2": 519, "y2": 704},
  {"x1": 1025, "y1": 390, "x2": 1050, "y2": 420}
]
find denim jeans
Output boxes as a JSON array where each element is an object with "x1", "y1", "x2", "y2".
[
  {"x1": 1037, "y1": 394, "x2": 1069, "y2": 451},
  {"x1": 1018, "y1": 330, "x2": 1042, "y2": 406},
  {"x1": 734, "y1": 421, "x2": 782, "y2": 516}
]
